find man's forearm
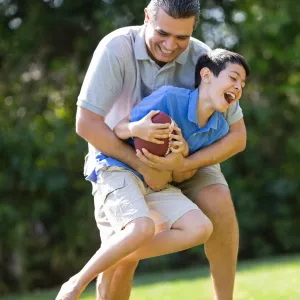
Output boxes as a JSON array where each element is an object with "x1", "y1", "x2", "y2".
[
  {"x1": 76, "y1": 111, "x2": 144, "y2": 174},
  {"x1": 182, "y1": 119, "x2": 247, "y2": 172}
]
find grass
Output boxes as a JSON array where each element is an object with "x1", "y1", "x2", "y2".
[{"x1": 2, "y1": 255, "x2": 300, "y2": 300}]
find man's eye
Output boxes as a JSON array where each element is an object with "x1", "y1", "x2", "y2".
[
  {"x1": 230, "y1": 76, "x2": 237, "y2": 81},
  {"x1": 158, "y1": 31, "x2": 167, "y2": 36}
]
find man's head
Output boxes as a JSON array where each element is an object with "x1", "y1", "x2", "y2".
[
  {"x1": 144, "y1": 0, "x2": 200, "y2": 66},
  {"x1": 195, "y1": 48, "x2": 250, "y2": 112}
]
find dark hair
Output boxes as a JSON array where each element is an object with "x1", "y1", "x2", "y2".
[
  {"x1": 194, "y1": 48, "x2": 251, "y2": 88},
  {"x1": 147, "y1": 0, "x2": 200, "y2": 29}
]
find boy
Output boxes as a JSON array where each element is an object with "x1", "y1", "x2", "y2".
[{"x1": 56, "y1": 48, "x2": 250, "y2": 300}]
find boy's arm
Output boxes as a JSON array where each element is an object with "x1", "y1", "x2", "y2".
[{"x1": 114, "y1": 110, "x2": 171, "y2": 143}]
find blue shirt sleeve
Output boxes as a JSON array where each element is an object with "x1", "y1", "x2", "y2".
[{"x1": 130, "y1": 87, "x2": 169, "y2": 122}]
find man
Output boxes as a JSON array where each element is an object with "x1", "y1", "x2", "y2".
[{"x1": 76, "y1": 1, "x2": 246, "y2": 299}]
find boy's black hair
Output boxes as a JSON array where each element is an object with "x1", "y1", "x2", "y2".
[{"x1": 194, "y1": 48, "x2": 251, "y2": 88}]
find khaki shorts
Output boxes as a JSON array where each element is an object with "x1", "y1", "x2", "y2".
[
  {"x1": 173, "y1": 164, "x2": 228, "y2": 202},
  {"x1": 94, "y1": 167, "x2": 199, "y2": 242}
]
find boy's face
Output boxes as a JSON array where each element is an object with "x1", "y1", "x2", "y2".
[
  {"x1": 144, "y1": 8, "x2": 194, "y2": 66},
  {"x1": 206, "y1": 63, "x2": 246, "y2": 113}
]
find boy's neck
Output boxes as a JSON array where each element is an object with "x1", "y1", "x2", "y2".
[{"x1": 197, "y1": 88, "x2": 215, "y2": 128}]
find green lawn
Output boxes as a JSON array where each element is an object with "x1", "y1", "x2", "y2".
[{"x1": 2, "y1": 255, "x2": 300, "y2": 300}]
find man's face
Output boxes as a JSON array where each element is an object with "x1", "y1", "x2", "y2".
[
  {"x1": 144, "y1": 8, "x2": 195, "y2": 66},
  {"x1": 205, "y1": 63, "x2": 246, "y2": 113}
]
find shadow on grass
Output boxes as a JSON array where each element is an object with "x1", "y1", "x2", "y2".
[{"x1": 2, "y1": 254, "x2": 300, "y2": 300}]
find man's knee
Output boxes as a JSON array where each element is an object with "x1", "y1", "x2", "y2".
[{"x1": 195, "y1": 184, "x2": 237, "y2": 226}]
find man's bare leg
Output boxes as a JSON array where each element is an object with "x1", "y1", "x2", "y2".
[{"x1": 195, "y1": 184, "x2": 238, "y2": 300}]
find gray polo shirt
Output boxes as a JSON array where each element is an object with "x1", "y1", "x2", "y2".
[{"x1": 77, "y1": 25, "x2": 243, "y2": 177}]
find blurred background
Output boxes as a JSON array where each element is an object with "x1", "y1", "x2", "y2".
[{"x1": 0, "y1": 0, "x2": 300, "y2": 296}]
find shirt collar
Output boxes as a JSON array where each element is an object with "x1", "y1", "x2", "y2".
[
  {"x1": 188, "y1": 88, "x2": 219, "y2": 130},
  {"x1": 134, "y1": 25, "x2": 189, "y2": 65},
  {"x1": 134, "y1": 25, "x2": 151, "y2": 61}
]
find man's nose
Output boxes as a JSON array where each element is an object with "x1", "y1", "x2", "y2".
[{"x1": 163, "y1": 37, "x2": 177, "y2": 50}]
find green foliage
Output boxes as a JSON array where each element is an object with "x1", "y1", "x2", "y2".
[{"x1": 1, "y1": 0, "x2": 300, "y2": 294}]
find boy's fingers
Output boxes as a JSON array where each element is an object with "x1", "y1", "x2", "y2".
[
  {"x1": 146, "y1": 110, "x2": 160, "y2": 119},
  {"x1": 152, "y1": 123, "x2": 172, "y2": 130},
  {"x1": 169, "y1": 134, "x2": 182, "y2": 141}
]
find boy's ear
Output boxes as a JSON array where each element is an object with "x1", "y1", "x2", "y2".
[
  {"x1": 144, "y1": 8, "x2": 150, "y2": 24},
  {"x1": 200, "y1": 67, "x2": 212, "y2": 83}
]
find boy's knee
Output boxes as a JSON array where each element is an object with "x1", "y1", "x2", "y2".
[
  {"x1": 126, "y1": 217, "x2": 155, "y2": 243},
  {"x1": 190, "y1": 216, "x2": 213, "y2": 246}
]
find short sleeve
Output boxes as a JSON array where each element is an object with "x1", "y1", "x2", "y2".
[
  {"x1": 223, "y1": 101, "x2": 243, "y2": 126},
  {"x1": 77, "y1": 40, "x2": 124, "y2": 116},
  {"x1": 130, "y1": 88, "x2": 168, "y2": 122}
]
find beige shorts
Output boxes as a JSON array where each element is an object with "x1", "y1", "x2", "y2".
[
  {"x1": 173, "y1": 164, "x2": 228, "y2": 202},
  {"x1": 94, "y1": 167, "x2": 199, "y2": 242}
]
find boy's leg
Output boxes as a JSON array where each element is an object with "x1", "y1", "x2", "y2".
[
  {"x1": 109, "y1": 186, "x2": 212, "y2": 263},
  {"x1": 175, "y1": 164, "x2": 238, "y2": 300},
  {"x1": 96, "y1": 186, "x2": 212, "y2": 300},
  {"x1": 56, "y1": 170, "x2": 154, "y2": 300}
]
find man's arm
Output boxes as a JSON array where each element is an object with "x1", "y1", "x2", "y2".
[
  {"x1": 76, "y1": 107, "x2": 172, "y2": 190},
  {"x1": 137, "y1": 118, "x2": 246, "y2": 172},
  {"x1": 181, "y1": 118, "x2": 246, "y2": 171}
]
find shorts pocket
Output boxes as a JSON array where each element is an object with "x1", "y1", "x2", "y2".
[{"x1": 99, "y1": 177, "x2": 126, "y2": 203}]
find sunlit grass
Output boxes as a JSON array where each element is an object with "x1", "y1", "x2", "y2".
[{"x1": 2, "y1": 255, "x2": 300, "y2": 300}]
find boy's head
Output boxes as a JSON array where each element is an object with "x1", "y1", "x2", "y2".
[
  {"x1": 194, "y1": 48, "x2": 251, "y2": 112},
  {"x1": 144, "y1": 1, "x2": 200, "y2": 65}
]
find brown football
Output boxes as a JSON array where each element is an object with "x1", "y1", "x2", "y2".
[{"x1": 134, "y1": 111, "x2": 173, "y2": 157}]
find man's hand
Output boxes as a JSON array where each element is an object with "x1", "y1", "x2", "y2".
[
  {"x1": 139, "y1": 165, "x2": 172, "y2": 191},
  {"x1": 136, "y1": 149, "x2": 184, "y2": 171},
  {"x1": 172, "y1": 169, "x2": 198, "y2": 183}
]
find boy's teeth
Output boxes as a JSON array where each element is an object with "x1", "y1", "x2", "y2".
[{"x1": 225, "y1": 92, "x2": 236, "y2": 100}]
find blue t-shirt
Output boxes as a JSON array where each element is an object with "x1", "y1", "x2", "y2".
[{"x1": 87, "y1": 86, "x2": 229, "y2": 182}]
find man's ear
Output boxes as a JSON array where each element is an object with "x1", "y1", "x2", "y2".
[
  {"x1": 200, "y1": 67, "x2": 212, "y2": 83},
  {"x1": 144, "y1": 8, "x2": 150, "y2": 24}
]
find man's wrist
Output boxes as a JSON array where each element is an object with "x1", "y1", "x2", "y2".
[{"x1": 181, "y1": 157, "x2": 192, "y2": 172}]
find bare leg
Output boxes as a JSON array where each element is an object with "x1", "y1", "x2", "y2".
[
  {"x1": 96, "y1": 267, "x2": 116, "y2": 300},
  {"x1": 55, "y1": 217, "x2": 154, "y2": 300},
  {"x1": 109, "y1": 261, "x2": 139, "y2": 300},
  {"x1": 196, "y1": 184, "x2": 238, "y2": 300},
  {"x1": 96, "y1": 209, "x2": 212, "y2": 300},
  {"x1": 125, "y1": 209, "x2": 213, "y2": 261},
  {"x1": 96, "y1": 217, "x2": 167, "y2": 300}
]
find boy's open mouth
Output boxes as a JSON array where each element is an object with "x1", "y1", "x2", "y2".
[{"x1": 224, "y1": 92, "x2": 236, "y2": 104}]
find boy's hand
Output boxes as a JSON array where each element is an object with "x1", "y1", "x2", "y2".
[
  {"x1": 130, "y1": 110, "x2": 172, "y2": 144},
  {"x1": 169, "y1": 125, "x2": 189, "y2": 157}
]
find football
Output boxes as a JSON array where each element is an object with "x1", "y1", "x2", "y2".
[{"x1": 134, "y1": 111, "x2": 174, "y2": 157}]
